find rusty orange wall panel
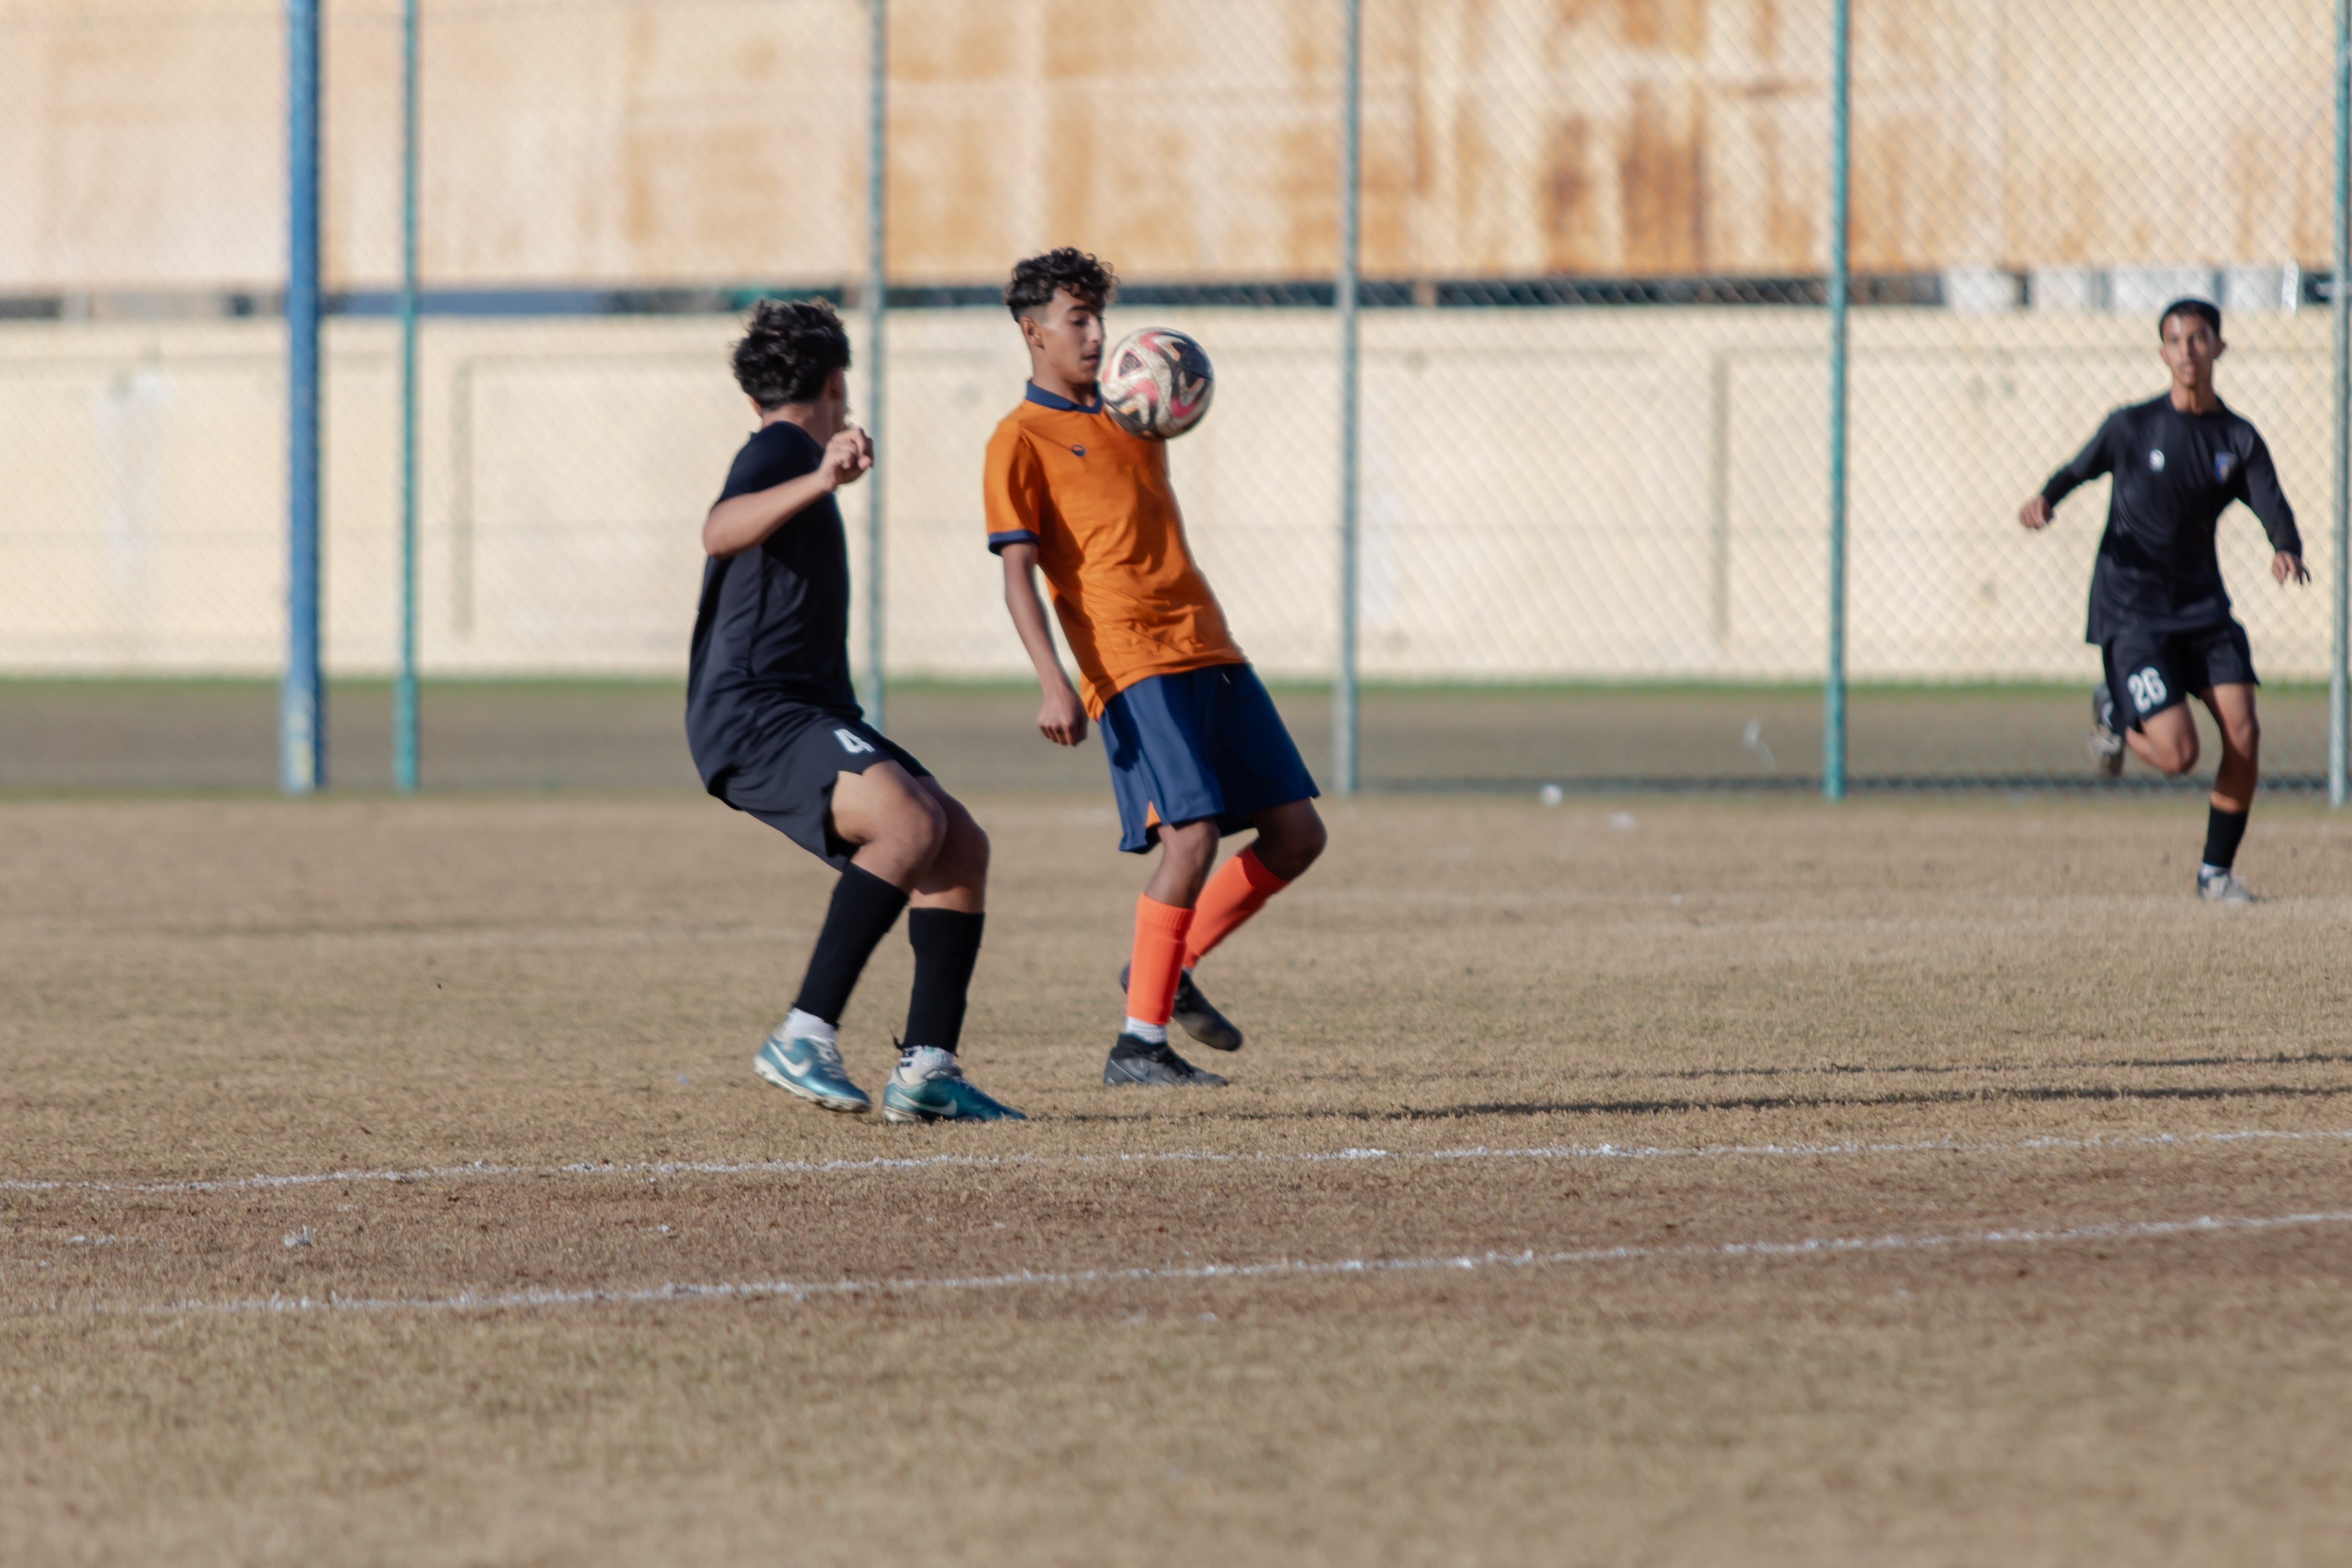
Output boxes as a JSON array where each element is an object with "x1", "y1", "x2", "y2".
[{"x1": 0, "y1": 0, "x2": 2334, "y2": 291}]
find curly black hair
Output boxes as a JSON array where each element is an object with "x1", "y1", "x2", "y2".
[
  {"x1": 732, "y1": 297, "x2": 851, "y2": 409},
  {"x1": 1004, "y1": 248, "x2": 1117, "y2": 319},
  {"x1": 2158, "y1": 296, "x2": 2222, "y2": 339}
]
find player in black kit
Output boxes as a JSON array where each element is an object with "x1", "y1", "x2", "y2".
[
  {"x1": 687, "y1": 299, "x2": 1022, "y2": 1119},
  {"x1": 2020, "y1": 297, "x2": 2309, "y2": 902}
]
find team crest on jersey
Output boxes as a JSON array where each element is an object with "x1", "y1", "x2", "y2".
[
  {"x1": 2147, "y1": 449, "x2": 2166, "y2": 472},
  {"x1": 2214, "y1": 451, "x2": 2235, "y2": 482}
]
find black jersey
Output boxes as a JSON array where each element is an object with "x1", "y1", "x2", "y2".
[
  {"x1": 686, "y1": 421, "x2": 860, "y2": 778},
  {"x1": 2040, "y1": 394, "x2": 2301, "y2": 640}
]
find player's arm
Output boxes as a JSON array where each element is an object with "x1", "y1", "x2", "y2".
[
  {"x1": 982, "y1": 427, "x2": 1086, "y2": 745},
  {"x1": 999, "y1": 543, "x2": 1087, "y2": 746},
  {"x1": 2020, "y1": 413, "x2": 2118, "y2": 530},
  {"x1": 2239, "y1": 434, "x2": 2310, "y2": 586},
  {"x1": 702, "y1": 426, "x2": 872, "y2": 557}
]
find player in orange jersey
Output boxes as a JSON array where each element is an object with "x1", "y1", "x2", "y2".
[{"x1": 985, "y1": 249, "x2": 1326, "y2": 1087}]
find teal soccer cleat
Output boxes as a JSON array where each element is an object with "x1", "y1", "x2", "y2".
[
  {"x1": 752, "y1": 1030, "x2": 872, "y2": 1114},
  {"x1": 882, "y1": 1047, "x2": 1028, "y2": 1124}
]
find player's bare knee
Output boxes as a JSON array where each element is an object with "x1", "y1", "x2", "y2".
[
  {"x1": 866, "y1": 778, "x2": 948, "y2": 868},
  {"x1": 908, "y1": 790, "x2": 951, "y2": 863},
  {"x1": 1260, "y1": 810, "x2": 1326, "y2": 879},
  {"x1": 2152, "y1": 736, "x2": 2198, "y2": 775},
  {"x1": 940, "y1": 807, "x2": 990, "y2": 882}
]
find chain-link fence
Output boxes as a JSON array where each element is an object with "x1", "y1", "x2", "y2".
[{"x1": 1, "y1": 0, "x2": 2346, "y2": 797}]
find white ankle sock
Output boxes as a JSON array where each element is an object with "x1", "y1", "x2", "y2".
[
  {"x1": 1123, "y1": 1018, "x2": 1168, "y2": 1045},
  {"x1": 2199, "y1": 863, "x2": 2229, "y2": 881},
  {"x1": 896, "y1": 1045, "x2": 957, "y2": 1082},
  {"x1": 783, "y1": 1008, "x2": 836, "y2": 1045}
]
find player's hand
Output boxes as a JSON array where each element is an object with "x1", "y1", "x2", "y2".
[
  {"x1": 1036, "y1": 684, "x2": 1087, "y2": 747},
  {"x1": 822, "y1": 426, "x2": 874, "y2": 490},
  {"x1": 2275, "y1": 549, "x2": 2310, "y2": 586},
  {"x1": 2017, "y1": 495, "x2": 2053, "y2": 531}
]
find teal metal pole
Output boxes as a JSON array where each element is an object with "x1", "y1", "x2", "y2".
[
  {"x1": 394, "y1": 0, "x2": 420, "y2": 794},
  {"x1": 861, "y1": 0, "x2": 888, "y2": 731},
  {"x1": 1333, "y1": 0, "x2": 1361, "y2": 796},
  {"x1": 283, "y1": 0, "x2": 324, "y2": 795},
  {"x1": 1823, "y1": 0, "x2": 1851, "y2": 802},
  {"x1": 2333, "y1": 0, "x2": 2349, "y2": 807}
]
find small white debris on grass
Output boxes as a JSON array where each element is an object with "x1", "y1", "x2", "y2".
[
  {"x1": 1537, "y1": 783, "x2": 1564, "y2": 807},
  {"x1": 282, "y1": 1228, "x2": 313, "y2": 1249}
]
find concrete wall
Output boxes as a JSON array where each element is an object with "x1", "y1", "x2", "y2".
[
  {"x1": 1, "y1": 308, "x2": 2335, "y2": 683},
  {"x1": 0, "y1": 0, "x2": 2333, "y2": 291}
]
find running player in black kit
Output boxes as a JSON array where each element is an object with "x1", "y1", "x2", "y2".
[
  {"x1": 2019, "y1": 297, "x2": 2309, "y2": 902},
  {"x1": 688, "y1": 299, "x2": 1022, "y2": 1120}
]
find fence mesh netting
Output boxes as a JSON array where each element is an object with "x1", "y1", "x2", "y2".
[{"x1": 0, "y1": 0, "x2": 2338, "y2": 791}]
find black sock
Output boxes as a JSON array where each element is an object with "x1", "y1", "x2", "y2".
[
  {"x1": 903, "y1": 909, "x2": 985, "y2": 1053},
  {"x1": 790, "y1": 864, "x2": 910, "y2": 1025},
  {"x1": 2201, "y1": 805, "x2": 2250, "y2": 872}
]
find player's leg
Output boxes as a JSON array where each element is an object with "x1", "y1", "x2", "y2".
[
  {"x1": 1141, "y1": 798, "x2": 1329, "y2": 1053},
  {"x1": 1187, "y1": 798, "x2": 1325, "y2": 969},
  {"x1": 884, "y1": 778, "x2": 1025, "y2": 1122},
  {"x1": 2106, "y1": 635, "x2": 2199, "y2": 776},
  {"x1": 2195, "y1": 680, "x2": 2261, "y2": 902},
  {"x1": 1107, "y1": 817, "x2": 1230, "y2": 1087},
  {"x1": 2125, "y1": 703, "x2": 2199, "y2": 775},
  {"x1": 755, "y1": 758, "x2": 942, "y2": 1112},
  {"x1": 1097, "y1": 673, "x2": 1230, "y2": 1087},
  {"x1": 1154, "y1": 666, "x2": 1326, "y2": 1045}
]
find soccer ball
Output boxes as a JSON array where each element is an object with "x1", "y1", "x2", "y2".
[{"x1": 1099, "y1": 327, "x2": 1214, "y2": 440}]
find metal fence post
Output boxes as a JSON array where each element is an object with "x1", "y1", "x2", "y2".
[
  {"x1": 283, "y1": 0, "x2": 324, "y2": 795},
  {"x1": 1333, "y1": 0, "x2": 1362, "y2": 796},
  {"x1": 862, "y1": 0, "x2": 888, "y2": 733},
  {"x1": 2333, "y1": 0, "x2": 2350, "y2": 808},
  {"x1": 394, "y1": 0, "x2": 420, "y2": 794},
  {"x1": 1823, "y1": 0, "x2": 1851, "y2": 803}
]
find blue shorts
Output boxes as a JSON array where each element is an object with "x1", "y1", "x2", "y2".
[{"x1": 1099, "y1": 664, "x2": 1319, "y2": 854}]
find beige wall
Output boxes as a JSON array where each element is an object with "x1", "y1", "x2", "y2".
[
  {"x1": 0, "y1": 0, "x2": 2333, "y2": 292},
  {"x1": 1, "y1": 306, "x2": 2334, "y2": 684}
]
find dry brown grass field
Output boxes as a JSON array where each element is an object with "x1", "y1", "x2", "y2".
[{"x1": 6, "y1": 790, "x2": 2352, "y2": 1565}]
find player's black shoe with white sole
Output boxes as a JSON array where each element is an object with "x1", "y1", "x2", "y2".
[
  {"x1": 1115, "y1": 964, "x2": 1244, "y2": 1052},
  {"x1": 1103, "y1": 1033, "x2": 1229, "y2": 1087}
]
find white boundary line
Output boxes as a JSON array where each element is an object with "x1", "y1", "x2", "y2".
[
  {"x1": 6, "y1": 1126, "x2": 2349, "y2": 1198},
  {"x1": 11, "y1": 1128, "x2": 2352, "y2": 1196},
  {"x1": 124, "y1": 1208, "x2": 2352, "y2": 1319}
]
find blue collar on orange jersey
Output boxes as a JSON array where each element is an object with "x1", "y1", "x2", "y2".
[{"x1": 1024, "y1": 382, "x2": 1101, "y2": 413}]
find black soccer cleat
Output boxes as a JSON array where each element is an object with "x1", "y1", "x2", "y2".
[
  {"x1": 1115, "y1": 964, "x2": 1245, "y2": 1052},
  {"x1": 2089, "y1": 685, "x2": 2126, "y2": 779},
  {"x1": 1103, "y1": 1032, "x2": 1229, "y2": 1088}
]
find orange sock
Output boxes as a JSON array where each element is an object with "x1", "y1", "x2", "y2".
[
  {"x1": 1184, "y1": 847, "x2": 1290, "y2": 969},
  {"x1": 1125, "y1": 895, "x2": 1195, "y2": 1026}
]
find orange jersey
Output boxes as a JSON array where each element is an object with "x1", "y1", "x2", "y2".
[{"x1": 984, "y1": 385, "x2": 1244, "y2": 716}]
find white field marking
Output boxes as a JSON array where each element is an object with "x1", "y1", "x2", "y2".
[
  {"x1": 6, "y1": 1126, "x2": 2351, "y2": 1199},
  {"x1": 128, "y1": 1208, "x2": 2352, "y2": 1319}
]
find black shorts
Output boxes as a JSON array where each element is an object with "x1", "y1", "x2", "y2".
[
  {"x1": 704, "y1": 707, "x2": 931, "y2": 870},
  {"x1": 2100, "y1": 621, "x2": 2258, "y2": 729}
]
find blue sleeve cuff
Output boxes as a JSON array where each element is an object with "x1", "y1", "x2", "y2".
[{"x1": 987, "y1": 529, "x2": 1041, "y2": 555}]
